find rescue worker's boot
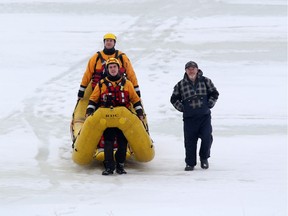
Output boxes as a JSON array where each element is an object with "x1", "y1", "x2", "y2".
[
  {"x1": 116, "y1": 163, "x2": 127, "y2": 174},
  {"x1": 102, "y1": 161, "x2": 115, "y2": 175}
]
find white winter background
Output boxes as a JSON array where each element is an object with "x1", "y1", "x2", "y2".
[{"x1": 0, "y1": 0, "x2": 287, "y2": 216}]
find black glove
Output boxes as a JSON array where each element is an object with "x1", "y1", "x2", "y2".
[
  {"x1": 136, "y1": 108, "x2": 144, "y2": 117},
  {"x1": 77, "y1": 86, "x2": 86, "y2": 99},
  {"x1": 134, "y1": 86, "x2": 141, "y2": 97},
  {"x1": 78, "y1": 90, "x2": 84, "y2": 99},
  {"x1": 86, "y1": 108, "x2": 94, "y2": 117},
  {"x1": 136, "y1": 90, "x2": 141, "y2": 98}
]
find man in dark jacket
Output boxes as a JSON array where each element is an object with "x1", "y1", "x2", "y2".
[{"x1": 170, "y1": 61, "x2": 219, "y2": 171}]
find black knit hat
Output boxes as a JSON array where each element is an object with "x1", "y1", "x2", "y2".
[{"x1": 185, "y1": 61, "x2": 198, "y2": 69}]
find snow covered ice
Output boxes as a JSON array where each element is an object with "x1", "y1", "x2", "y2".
[{"x1": 0, "y1": 0, "x2": 287, "y2": 215}]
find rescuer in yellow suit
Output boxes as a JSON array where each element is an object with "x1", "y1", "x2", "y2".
[
  {"x1": 78, "y1": 33, "x2": 141, "y2": 99},
  {"x1": 86, "y1": 58, "x2": 144, "y2": 175}
]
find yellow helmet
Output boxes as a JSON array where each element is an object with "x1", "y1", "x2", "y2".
[
  {"x1": 103, "y1": 33, "x2": 117, "y2": 41},
  {"x1": 106, "y1": 58, "x2": 120, "y2": 67}
]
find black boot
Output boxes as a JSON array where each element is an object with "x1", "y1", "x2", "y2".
[
  {"x1": 102, "y1": 160, "x2": 115, "y2": 175},
  {"x1": 184, "y1": 164, "x2": 194, "y2": 171},
  {"x1": 102, "y1": 168, "x2": 114, "y2": 175},
  {"x1": 116, "y1": 163, "x2": 127, "y2": 174},
  {"x1": 200, "y1": 159, "x2": 209, "y2": 169}
]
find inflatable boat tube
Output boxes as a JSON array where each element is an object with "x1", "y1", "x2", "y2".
[
  {"x1": 70, "y1": 83, "x2": 92, "y2": 142},
  {"x1": 72, "y1": 106, "x2": 154, "y2": 165}
]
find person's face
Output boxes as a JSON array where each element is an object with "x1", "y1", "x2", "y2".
[
  {"x1": 108, "y1": 63, "x2": 119, "y2": 76},
  {"x1": 186, "y1": 66, "x2": 198, "y2": 80},
  {"x1": 104, "y1": 39, "x2": 115, "y2": 49}
]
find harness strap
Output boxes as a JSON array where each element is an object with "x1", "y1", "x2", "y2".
[
  {"x1": 115, "y1": 52, "x2": 125, "y2": 67},
  {"x1": 92, "y1": 51, "x2": 127, "y2": 88},
  {"x1": 100, "y1": 78, "x2": 128, "y2": 107},
  {"x1": 95, "y1": 51, "x2": 105, "y2": 67},
  {"x1": 94, "y1": 50, "x2": 125, "y2": 72}
]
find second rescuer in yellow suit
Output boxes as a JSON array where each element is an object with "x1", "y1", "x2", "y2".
[{"x1": 86, "y1": 58, "x2": 144, "y2": 175}]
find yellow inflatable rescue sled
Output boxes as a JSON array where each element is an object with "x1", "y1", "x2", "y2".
[{"x1": 70, "y1": 83, "x2": 154, "y2": 165}]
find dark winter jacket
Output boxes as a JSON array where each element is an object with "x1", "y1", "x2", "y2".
[{"x1": 170, "y1": 70, "x2": 219, "y2": 118}]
